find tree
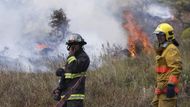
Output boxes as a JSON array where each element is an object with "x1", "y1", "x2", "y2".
[
  {"x1": 47, "y1": 8, "x2": 69, "y2": 45},
  {"x1": 50, "y1": 8, "x2": 69, "y2": 35}
]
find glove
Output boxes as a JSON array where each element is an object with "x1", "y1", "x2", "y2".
[
  {"x1": 155, "y1": 47, "x2": 164, "y2": 55},
  {"x1": 53, "y1": 88, "x2": 61, "y2": 101},
  {"x1": 69, "y1": 45, "x2": 77, "y2": 56},
  {"x1": 56, "y1": 68, "x2": 65, "y2": 77},
  {"x1": 153, "y1": 43, "x2": 165, "y2": 55},
  {"x1": 166, "y1": 84, "x2": 176, "y2": 98}
]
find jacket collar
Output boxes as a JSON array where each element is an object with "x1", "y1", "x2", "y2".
[
  {"x1": 74, "y1": 48, "x2": 84, "y2": 57},
  {"x1": 160, "y1": 41, "x2": 171, "y2": 48}
]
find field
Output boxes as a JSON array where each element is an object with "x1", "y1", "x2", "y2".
[{"x1": 0, "y1": 40, "x2": 189, "y2": 107}]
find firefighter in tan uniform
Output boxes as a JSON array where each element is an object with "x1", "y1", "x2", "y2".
[{"x1": 151, "y1": 23, "x2": 182, "y2": 107}]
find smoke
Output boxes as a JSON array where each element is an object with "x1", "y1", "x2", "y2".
[
  {"x1": 62, "y1": 0, "x2": 127, "y2": 55},
  {"x1": 117, "y1": 0, "x2": 174, "y2": 41},
  {"x1": 0, "y1": 0, "x2": 174, "y2": 71},
  {"x1": 146, "y1": 4, "x2": 173, "y2": 19},
  {"x1": 0, "y1": 0, "x2": 127, "y2": 71}
]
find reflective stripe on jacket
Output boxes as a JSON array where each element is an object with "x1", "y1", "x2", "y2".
[
  {"x1": 59, "y1": 49, "x2": 90, "y2": 100},
  {"x1": 61, "y1": 94, "x2": 85, "y2": 100},
  {"x1": 155, "y1": 43, "x2": 182, "y2": 94},
  {"x1": 64, "y1": 72, "x2": 86, "y2": 79}
]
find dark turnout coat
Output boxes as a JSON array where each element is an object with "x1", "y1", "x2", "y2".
[{"x1": 59, "y1": 49, "x2": 90, "y2": 100}]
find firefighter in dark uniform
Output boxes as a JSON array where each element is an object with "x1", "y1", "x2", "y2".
[{"x1": 53, "y1": 33, "x2": 90, "y2": 107}]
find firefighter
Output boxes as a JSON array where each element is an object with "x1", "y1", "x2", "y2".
[
  {"x1": 53, "y1": 33, "x2": 90, "y2": 107},
  {"x1": 151, "y1": 23, "x2": 182, "y2": 107}
]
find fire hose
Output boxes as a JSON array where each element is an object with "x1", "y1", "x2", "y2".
[{"x1": 55, "y1": 76, "x2": 84, "y2": 107}]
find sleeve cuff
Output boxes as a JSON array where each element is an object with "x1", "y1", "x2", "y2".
[{"x1": 168, "y1": 75, "x2": 179, "y2": 85}]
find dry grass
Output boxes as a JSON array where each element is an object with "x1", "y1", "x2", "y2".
[
  {"x1": 0, "y1": 40, "x2": 190, "y2": 107},
  {"x1": 0, "y1": 71, "x2": 58, "y2": 107}
]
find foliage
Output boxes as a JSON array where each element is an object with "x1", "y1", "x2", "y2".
[
  {"x1": 157, "y1": 0, "x2": 190, "y2": 27},
  {"x1": 181, "y1": 27, "x2": 190, "y2": 39},
  {"x1": 50, "y1": 8, "x2": 69, "y2": 32},
  {"x1": 157, "y1": 0, "x2": 190, "y2": 12}
]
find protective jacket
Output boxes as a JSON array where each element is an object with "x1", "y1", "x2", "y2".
[
  {"x1": 59, "y1": 49, "x2": 90, "y2": 100},
  {"x1": 154, "y1": 42, "x2": 182, "y2": 95}
]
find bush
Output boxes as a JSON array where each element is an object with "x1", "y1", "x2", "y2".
[{"x1": 181, "y1": 27, "x2": 190, "y2": 39}]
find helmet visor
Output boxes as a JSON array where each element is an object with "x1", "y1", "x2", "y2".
[{"x1": 153, "y1": 31, "x2": 165, "y2": 37}]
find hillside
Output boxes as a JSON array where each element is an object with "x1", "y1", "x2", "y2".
[
  {"x1": 1, "y1": 0, "x2": 190, "y2": 107},
  {"x1": 0, "y1": 40, "x2": 190, "y2": 107}
]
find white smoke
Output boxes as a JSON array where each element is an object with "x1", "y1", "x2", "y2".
[
  {"x1": 0, "y1": 0, "x2": 51, "y2": 58},
  {"x1": 0, "y1": 0, "x2": 174, "y2": 71},
  {"x1": 0, "y1": 0, "x2": 127, "y2": 71},
  {"x1": 60, "y1": 0, "x2": 127, "y2": 55},
  {"x1": 146, "y1": 4, "x2": 174, "y2": 19}
]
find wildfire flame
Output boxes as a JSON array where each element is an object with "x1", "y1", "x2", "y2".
[
  {"x1": 123, "y1": 10, "x2": 153, "y2": 57},
  {"x1": 36, "y1": 43, "x2": 48, "y2": 50}
]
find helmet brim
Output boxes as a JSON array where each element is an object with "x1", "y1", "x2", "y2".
[
  {"x1": 153, "y1": 31, "x2": 165, "y2": 36},
  {"x1": 66, "y1": 41, "x2": 87, "y2": 46},
  {"x1": 81, "y1": 41, "x2": 87, "y2": 45}
]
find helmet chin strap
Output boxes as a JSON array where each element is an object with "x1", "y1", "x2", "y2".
[
  {"x1": 67, "y1": 45, "x2": 71, "y2": 51},
  {"x1": 159, "y1": 41, "x2": 170, "y2": 48},
  {"x1": 161, "y1": 42, "x2": 169, "y2": 48}
]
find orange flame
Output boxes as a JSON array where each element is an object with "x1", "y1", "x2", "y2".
[
  {"x1": 123, "y1": 10, "x2": 153, "y2": 57},
  {"x1": 36, "y1": 43, "x2": 48, "y2": 50}
]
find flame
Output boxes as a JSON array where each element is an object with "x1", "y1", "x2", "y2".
[
  {"x1": 123, "y1": 10, "x2": 153, "y2": 57},
  {"x1": 36, "y1": 43, "x2": 48, "y2": 50}
]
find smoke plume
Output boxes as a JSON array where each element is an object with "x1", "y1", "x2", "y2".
[{"x1": 0, "y1": 0, "x2": 174, "y2": 71}]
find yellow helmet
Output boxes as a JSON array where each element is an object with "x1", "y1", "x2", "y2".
[{"x1": 154, "y1": 23, "x2": 175, "y2": 40}]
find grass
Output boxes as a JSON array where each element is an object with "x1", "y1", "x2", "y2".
[
  {"x1": 0, "y1": 40, "x2": 190, "y2": 107},
  {"x1": 0, "y1": 71, "x2": 57, "y2": 107}
]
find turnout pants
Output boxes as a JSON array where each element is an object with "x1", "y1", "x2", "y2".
[
  {"x1": 63, "y1": 100, "x2": 83, "y2": 107},
  {"x1": 151, "y1": 94, "x2": 177, "y2": 107}
]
